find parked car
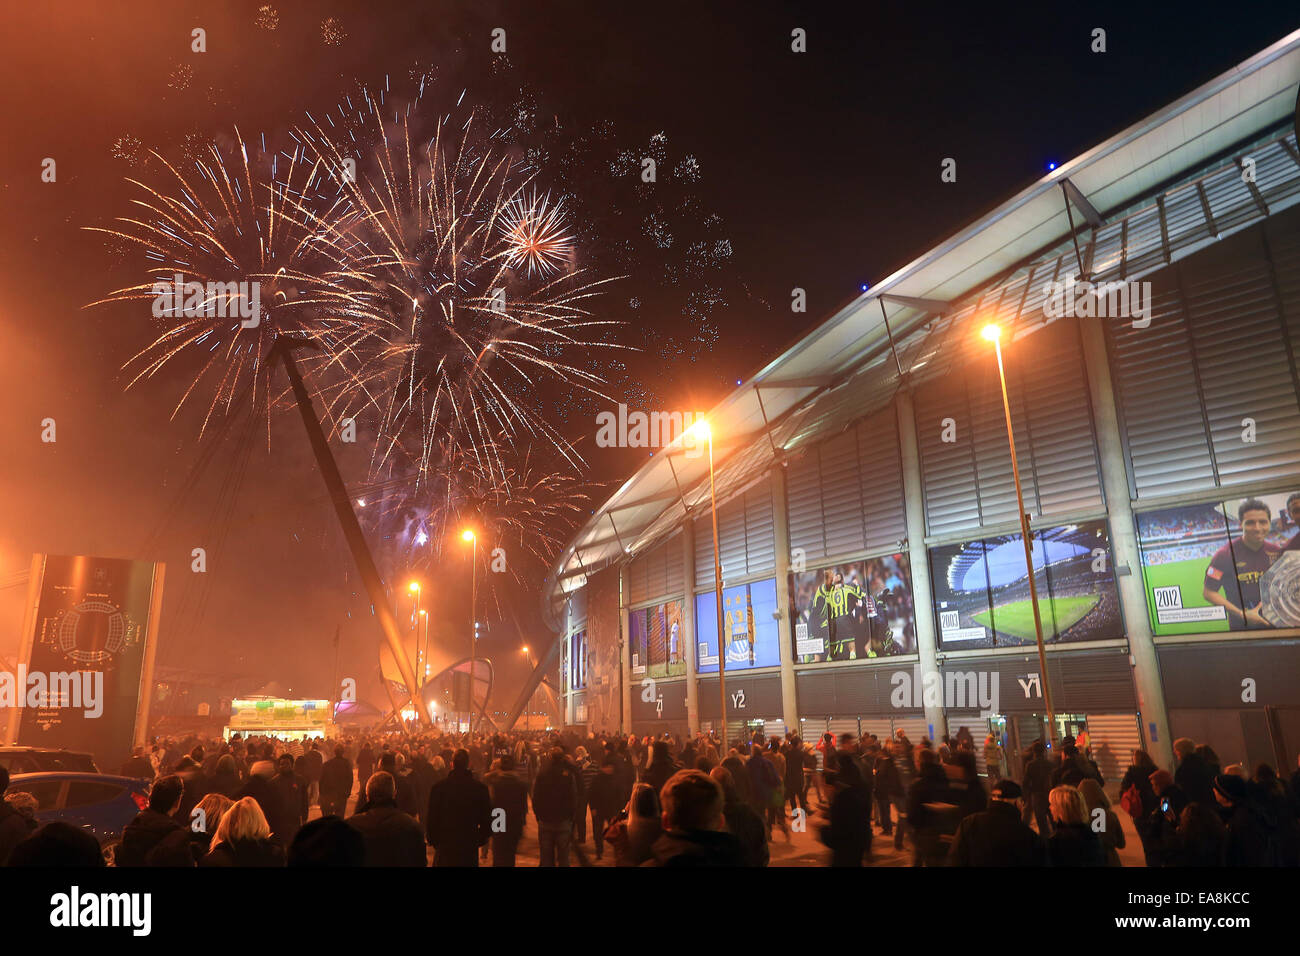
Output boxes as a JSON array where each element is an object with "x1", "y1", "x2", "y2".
[
  {"x1": 4, "y1": 772, "x2": 151, "y2": 862},
  {"x1": 0, "y1": 747, "x2": 99, "y2": 774}
]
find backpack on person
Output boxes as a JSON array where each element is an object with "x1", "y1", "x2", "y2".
[{"x1": 1120, "y1": 783, "x2": 1142, "y2": 818}]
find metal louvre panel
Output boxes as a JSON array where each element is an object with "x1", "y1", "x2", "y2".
[
  {"x1": 916, "y1": 381, "x2": 982, "y2": 536},
  {"x1": 1257, "y1": 135, "x2": 1300, "y2": 209},
  {"x1": 892, "y1": 716, "x2": 930, "y2": 743},
  {"x1": 694, "y1": 494, "x2": 747, "y2": 589},
  {"x1": 1270, "y1": 216, "x2": 1300, "y2": 358},
  {"x1": 1162, "y1": 183, "x2": 1213, "y2": 250},
  {"x1": 1187, "y1": 235, "x2": 1300, "y2": 485},
  {"x1": 744, "y1": 479, "x2": 776, "y2": 573},
  {"x1": 786, "y1": 450, "x2": 827, "y2": 564},
  {"x1": 827, "y1": 718, "x2": 859, "y2": 741},
  {"x1": 969, "y1": 369, "x2": 1030, "y2": 526},
  {"x1": 1090, "y1": 223, "x2": 1126, "y2": 280},
  {"x1": 1110, "y1": 279, "x2": 1217, "y2": 497},
  {"x1": 859, "y1": 718, "x2": 894, "y2": 745},
  {"x1": 820, "y1": 432, "x2": 869, "y2": 559},
  {"x1": 857, "y1": 410, "x2": 908, "y2": 553},
  {"x1": 628, "y1": 550, "x2": 650, "y2": 606},
  {"x1": 1124, "y1": 204, "x2": 1166, "y2": 277},
  {"x1": 1018, "y1": 326, "x2": 1103, "y2": 515},
  {"x1": 1084, "y1": 714, "x2": 1143, "y2": 786},
  {"x1": 664, "y1": 529, "x2": 685, "y2": 595}
]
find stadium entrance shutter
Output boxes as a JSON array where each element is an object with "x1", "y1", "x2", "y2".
[
  {"x1": 1083, "y1": 714, "x2": 1143, "y2": 789},
  {"x1": 859, "y1": 717, "x2": 893, "y2": 749},
  {"x1": 891, "y1": 716, "x2": 929, "y2": 744},
  {"x1": 759, "y1": 718, "x2": 785, "y2": 742},
  {"x1": 827, "y1": 717, "x2": 859, "y2": 744},
  {"x1": 946, "y1": 712, "x2": 991, "y2": 774}
]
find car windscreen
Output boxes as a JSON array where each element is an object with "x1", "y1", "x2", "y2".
[{"x1": 35, "y1": 752, "x2": 99, "y2": 773}]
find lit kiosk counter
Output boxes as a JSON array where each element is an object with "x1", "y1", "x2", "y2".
[{"x1": 224, "y1": 698, "x2": 335, "y2": 741}]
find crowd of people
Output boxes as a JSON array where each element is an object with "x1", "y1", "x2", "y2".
[{"x1": 3, "y1": 725, "x2": 1299, "y2": 867}]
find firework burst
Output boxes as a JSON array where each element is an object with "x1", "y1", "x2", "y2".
[
  {"x1": 85, "y1": 132, "x2": 388, "y2": 435},
  {"x1": 499, "y1": 188, "x2": 573, "y2": 278}
]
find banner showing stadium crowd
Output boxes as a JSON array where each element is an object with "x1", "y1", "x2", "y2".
[
  {"x1": 789, "y1": 554, "x2": 916, "y2": 663},
  {"x1": 1137, "y1": 492, "x2": 1300, "y2": 635},
  {"x1": 929, "y1": 521, "x2": 1121, "y2": 649},
  {"x1": 628, "y1": 601, "x2": 686, "y2": 679}
]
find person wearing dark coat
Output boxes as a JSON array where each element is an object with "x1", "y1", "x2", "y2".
[
  {"x1": 710, "y1": 767, "x2": 768, "y2": 867},
  {"x1": 587, "y1": 758, "x2": 623, "y2": 861},
  {"x1": 640, "y1": 740, "x2": 680, "y2": 796},
  {"x1": 949, "y1": 780, "x2": 1045, "y2": 866},
  {"x1": 269, "y1": 754, "x2": 309, "y2": 847},
  {"x1": 1213, "y1": 773, "x2": 1279, "y2": 867},
  {"x1": 483, "y1": 754, "x2": 530, "y2": 867},
  {"x1": 905, "y1": 751, "x2": 956, "y2": 867},
  {"x1": 375, "y1": 753, "x2": 418, "y2": 817},
  {"x1": 1172, "y1": 738, "x2": 1216, "y2": 808},
  {"x1": 1020, "y1": 742, "x2": 1054, "y2": 837},
  {"x1": 533, "y1": 747, "x2": 581, "y2": 866},
  {"x1": 426, "y1": 749, "x2": 492, "y2": 867},
  {"x1": 356, "y1": 744, "x2": 374, "y2": 795},
  {"x1": 237, "y1": 761, "x2": 295, "y2": 848},
  {"x1": 822, "y1": 756, "x2": 872, "y2": 867},
  {"x1": 644, "y1": 770, "x2": 744, "y2": 867},
  {"x1": 720, "y1": 752, "x2": 752, "y2": 807},
  {"x1": 1119, "y1": 751, "x2": 1159, "y2": 819},
  {"x1": 873, "y1": 750, "x2": 903, "y2": 838},
  {"x1": 319, "y1": 746, "x2": 354, "y2": 818},
  {"x1": 347, "y1": 771, "x2": 426, "y2": 866},
  {"x1": 209, "y1": 755, "x2": 242, "y2": 799},
  {"x1": 198, "y1": 795, "x2": 285, "y2": 867},
  {"x1": 116, "y1": 774, "x2": 186, "y2": 868},
  {"x1": 120, "y1": 747, "x2": 155, "y2": 780},
  {"x1": 1045, "y1": 785, "x2": 1106, "y2": 866}
]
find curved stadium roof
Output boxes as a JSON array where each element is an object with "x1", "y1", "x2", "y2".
[{"x1": 543, "y1": 29, "x2": 1300, "y2": 630}]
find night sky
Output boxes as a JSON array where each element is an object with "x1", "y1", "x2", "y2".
[{"x1": 1, "y1": 1, "x2": 1296, "y2": 713}]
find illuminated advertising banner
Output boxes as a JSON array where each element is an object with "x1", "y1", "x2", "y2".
[
  {"x1": 789, "y1": 555, "x2": 915, "y2": 663},
  {"x1": 929, "y1": 520, "x2": 1121, "y2": 650},
  {"x1": 696, "y1": 578, "x2": 779, "y2": 673},
  {"x1": 12, "y1": 554, "x2": 163, "y2": 769},
  {"x1": 571, "y1": 630, "x2": 588, "y2": 689},
  {"x1": 1137, "y1": 492, "x2": 1300, "y2": 635},
  {"x1": 630, "y1": 600, "x2": 685, "y2": 678}
]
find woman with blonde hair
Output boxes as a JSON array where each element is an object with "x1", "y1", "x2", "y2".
[
  {"x1": 1045, "y1": 785, "x2": 1105, "y2": 866},
  {"x1": 200, "y1": 796, "x2": 285, "y2": 867},
  {"x1": 190, "y1": 792, "x2": 235, "y2": 861}
]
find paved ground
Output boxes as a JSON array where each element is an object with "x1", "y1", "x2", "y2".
[{"x1": 320, "y1": 779, "x2": 1148, "y2": 867}]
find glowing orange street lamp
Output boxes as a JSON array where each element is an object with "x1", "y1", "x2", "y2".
[{"x1": 981, "y1": 324, "x2": 1056, "y2": 748}]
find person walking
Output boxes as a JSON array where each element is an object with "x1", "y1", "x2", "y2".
[
  {"x1": 484, "y1": 754, "x2": 529, "y2": 867},
  {"x1": 1045, "y1": 785, "x2": 1106, "y2": 866},
  {"x1": 587, "y1": 757, "x2": 623, "y2": 862},
  {"x1": 533, "y1": 745, "x2": 581, "y2": 866},
  {"x1": 425, "y1": 749, "x2": 492, "y2": 867},
  {"x1": 949, "y1": 780, "x2": 1044, "y2": 866},
  {"x1": 319, "y1": 745, "x2": 354, "y2": 818},
  {"x1": 347, "y1": 771, "x2": 427, "y2": 866}
]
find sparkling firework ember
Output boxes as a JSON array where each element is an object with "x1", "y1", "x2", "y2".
[
  {"x1": 84, "y1": 132, "x2": 387, "y2": 436},
  {"x1": 295, "y1": 89, "x2": 624, "y2": 483}
]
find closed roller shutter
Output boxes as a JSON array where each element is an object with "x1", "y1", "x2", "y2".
[
  {"x1": 916, "y1": 321, "x2": 1102, "y2": 536},
  {"x1": 891, "y1": 716, "x2": 929, "y2": 744},
  {"x1": 827, "y1": 718, "x2": 859, "y2": 743},
  {"x1": 946, "y1": 713, "x2": 991, "y2": 775},
  {"x1": 786, "y1": 409, "x2": 906, "y2": 562},
  {"x1": 759, "y1": 719, "x2": 786, "y2": 742},
  {"x1": 859, "y1": 717, "x2": 894, "y2": 747},
  {"x1": 1110, "y1": 218, "x2": 1300, "y2": 498},
  {"x1": 1084, "y1": 713, "x2": 1143, "y2": 788}
]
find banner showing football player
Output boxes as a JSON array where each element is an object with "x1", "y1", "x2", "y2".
[{"x1": 789, "y1": 554, "x2": 914, "y2": 663}]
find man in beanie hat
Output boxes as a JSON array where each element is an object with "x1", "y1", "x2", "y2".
[{"x1": 949, "y1": 779, "x2": 1044, "y2": 867}]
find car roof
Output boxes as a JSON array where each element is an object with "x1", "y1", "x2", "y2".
[
  {"x1": 5, "y1": 772, "x2": 148, "y2": 787},
  {"x1": 0, "y1": 747, "x2": 95, "y2": 757}
]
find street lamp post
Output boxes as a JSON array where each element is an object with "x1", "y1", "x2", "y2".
[
  {"x1": 418, "y1": 609, "x2": 429, "y2": 691},
  {"x1": 462, "y1": 528, "x2": 477, "y2": 733},
  {"x1": 982, "y1": 324, "x2": 1057, "y2": 749},
  {"x1": 694, "y1": 422, "x2": 728, "y2": 746}
]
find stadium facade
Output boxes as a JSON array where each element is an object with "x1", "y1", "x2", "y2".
[{"x1": 539, "y1": 31, "x2": 1300, "y2": 781}]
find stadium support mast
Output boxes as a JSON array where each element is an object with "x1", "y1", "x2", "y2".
[{"x1": 271, "y1": 339, "x2": 431, "y2": 730}]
